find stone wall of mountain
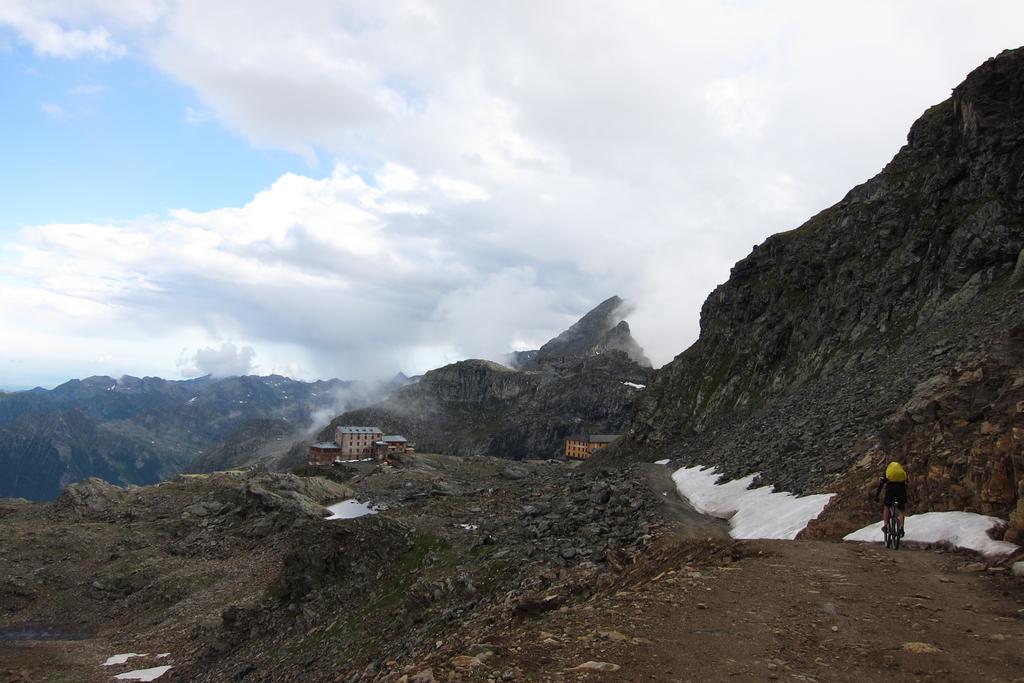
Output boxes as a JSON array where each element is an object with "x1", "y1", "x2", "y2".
[
  {"x1": 802, "y1": 324, "x2": 1024, "y2": 542},
  {"x1": 610, "y1": 47, "x2": 1024, "y2": 527},
  {"x1": 321, "y1": 299, "x2": 653, "y2": 458}
]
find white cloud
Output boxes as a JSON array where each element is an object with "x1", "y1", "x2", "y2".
[
  {"x1": 702, "y1": 77, "x2": 776, "y2": 139},
  {"x1": 431, "y1": 176, "x2": 489, "y2": 203},
  {"x1": 425, "y1": 267, "x2": 568, "y2": 361},
  {"x1": 0, "y1": 2, "x2": 127, "y2": 59},
  {"x1": 178, "y1": 342, "x2": 257, "y2": 378},
  {"x1": 2, "y1": 164, "x2": 562, "y2": 380},
  {"x1": 4, "y1": 1, "x2": 1024, "y2": 384}
]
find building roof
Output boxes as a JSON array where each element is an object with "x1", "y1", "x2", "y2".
[
  {"x1": 335, "y1": 426, "x2": 383, "y2": 434},
  {"x1": 565, "y1": 434, "x2": 620, "y2": 444},
  {"x1": 311, "y1": 442, "x2": 340, "y2": 449},
  {"x1": 382, "y1": 435, "x2": 407, "y2": 443}
]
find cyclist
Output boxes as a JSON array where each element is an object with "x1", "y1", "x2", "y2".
[{"x1": 874, "y1": 461, "x2": 908, "y2": 538}]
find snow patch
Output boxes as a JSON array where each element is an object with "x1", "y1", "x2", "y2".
[
  {"x1": 456, "y1": 524, "x2": 478, "y2": 531},
  {"x1": 844, "y1": 511, "x2": 1019, "y2": 556},
  {"x1": 672, "y1": 466, "x2": 833, "y2": 540},
  {"x1": 324, "y1": 499, "x2": 378, "y2": 520},
  {"x1": 653, "y1": 459, "x2": 671, "y2": 466},
  {"x1": 114, "y1": 666, "x2": 172, "y2": 681},
  {"x1": 156, "y1": 653, "x2": 170, "y2": 659},
  {"x1": 102, "y1": 653, "x2": 146, "y2": 666},
  {"x1": 621, "y1": 381, "x2": 646, "y2": 389}
]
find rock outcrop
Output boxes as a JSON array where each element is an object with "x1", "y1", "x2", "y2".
[
  {"x1": 803, "y1": 325, "x2": 1024, "y2": 542},
  {"x1": 322, "y1": 298, "x2": 653, "y2": 458},
  {"x1": 614, "y1": 47, "x2": 1024, "y2": 528},
  {"x1": 52, "y1": 477, "x2": 128, "y2": 519}
]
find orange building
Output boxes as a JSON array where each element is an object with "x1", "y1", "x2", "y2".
[{"x1": 564, "y1": 434, "x2": 619, "y2": 460}]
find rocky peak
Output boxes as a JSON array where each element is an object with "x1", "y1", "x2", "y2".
[
  {"x1": 518, "y1": 296, "x2": 651, "y2": 369},
  {"x1": 951, "y1": 47, "x2": 1024, "y2": 143}
]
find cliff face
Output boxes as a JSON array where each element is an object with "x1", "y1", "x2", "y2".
[
  {"x1": 803, "y1": 325, "x2": 1024, "y2": 542},
  {"x1": 321, "y1": 300, "x2": 653, "y2": 458},
  {"x1": 618, "y1": 48, "x2": 1024, "y2": 518}
]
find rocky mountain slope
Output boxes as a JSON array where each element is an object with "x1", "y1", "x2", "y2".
[
  {"x1": 186, "y1": 418, "x2": 301, "y2": 474},
  {"x1": 0, "y1": 374, "x2": 361, "y2": 500},
  {"x1": 613, "y1": 48, "x2": 1024, "y2": 538},
  {"x1": 804, "y1": 324, "x2": 1024, "y2": 542},
  {"x1": 321, "y1": 298, "x2": 653, "y2": 458}
]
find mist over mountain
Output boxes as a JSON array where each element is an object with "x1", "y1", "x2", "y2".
[
  {"x1": 0, "y1": 373, "x2": 387, "y2": 500},
  {"x1": 322, "y1": 297, "x2": 653, "y2": 458}
]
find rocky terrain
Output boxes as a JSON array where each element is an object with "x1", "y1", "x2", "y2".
[
  {"x1": 322, "y1": 298, "x2": 653, "y2": 459},
  {"x1": 186, "y1": 418, "x2": 303, "y2": 474},
  {"x1": 0, "y1": 456, "x2": 665, "y2": 681},
  {"x1": 611, "y1": 47, "x2": 1024, "y2": 540},
  {"x1": 0, "y1": 374, "x2": 381, "y2": 501},
  {"x1": 0, "y1": 458, "x2": 1021, "y2": 682}
]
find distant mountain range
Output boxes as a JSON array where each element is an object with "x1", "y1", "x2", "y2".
[
  {"x1": 0, "y1": 294, "x2": 651, "y2": 499},
  {"x1": 0, "y1": 373, "x2": 400, "y2": 500}
]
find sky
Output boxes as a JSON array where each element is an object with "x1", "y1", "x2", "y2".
[{"x1": 1, "y1": 1, "x2": 1022, "y2": 389}]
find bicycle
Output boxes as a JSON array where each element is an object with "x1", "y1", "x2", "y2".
[{"x1": 883, "y1": 501, "x2": 901, "y2": 550}]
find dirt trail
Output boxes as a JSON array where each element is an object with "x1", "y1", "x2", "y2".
[
  {"x1": 493, "y1": 539, "x2": 1024, "y2": 682},
  {"x1": 641, "y1": 463, "x2": 730, "y2": 540}
]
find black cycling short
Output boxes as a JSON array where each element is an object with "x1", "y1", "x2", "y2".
[{"x1": 883, "y1": 481, "x2": 907, "y2": 510}]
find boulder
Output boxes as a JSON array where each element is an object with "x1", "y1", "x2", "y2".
[{"x1": 52, "y1": 477, "x2": 125, "y2": 519}]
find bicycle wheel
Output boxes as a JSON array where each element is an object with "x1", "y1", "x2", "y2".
[{"x1": 889, "y1": 509, "x2": 900, "y2": 550}]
